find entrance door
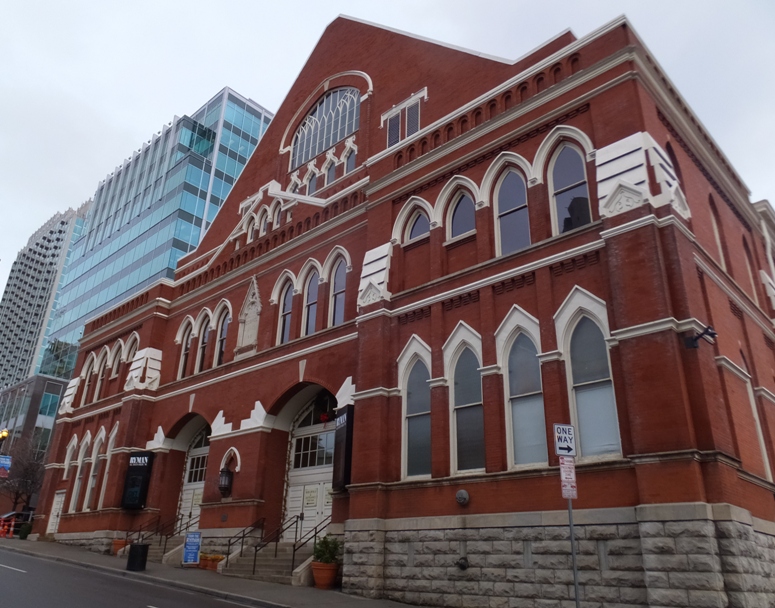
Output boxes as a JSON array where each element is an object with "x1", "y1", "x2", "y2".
[
  {"x1": 47, "y1": 491, "x2": 66, "y2": 534},
  {"x1": 284, "y1": 427, "x2": 335, "y2": 540},
  {"x1": 177, "y1": 428, "x2": 209, "y2": 531}
]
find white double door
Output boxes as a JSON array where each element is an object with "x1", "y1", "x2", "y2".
[
  {"x1": 284, "y1": 468, "x2": 332, "y2": 541},
  {"x1": 177, "y1": 483, "x2": 204, "y2": 531}
]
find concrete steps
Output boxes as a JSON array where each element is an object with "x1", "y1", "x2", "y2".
[
  {"x1": 222, "y1": 542, "x2": 312, "y2": 584},
  {"x1": 142, "y1": 535, "x2": 185, "y2": 563}
]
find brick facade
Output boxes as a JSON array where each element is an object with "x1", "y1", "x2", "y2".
[{"x1": 35, "y1": 15, "x2": 775, "y2": 606}]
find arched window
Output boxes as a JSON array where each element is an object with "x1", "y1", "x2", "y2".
[
  {"x1": 570, "y1": 317, "x2": 620, "y2": 457},
  {"x1": 109, "y1": 347, "x2": 122, "y2": 379},
  {"x1": 291, "y1": 88, "x2": 361, "y2": 170},
  {"x1": 507, "y1": 334, "x2": 547, "y2": 465},
  {"x1": 666, "y1": 142, "x2": 683, "y2": 185},
  {"x1": 405, "y1": 360, "x2": 431, "y2": 476},
  {"x1": 326, "y1": 163, "x2": 336, "y2": 185},
  {"x1": 551, "y1": 145, "x2": 591, "y2": 234},
  {"x1": 279, "y1": 283, "x2": 294, "y2": 344},
  {"x1": 93, "y1": 356, "x2": 108, "y2": 402},
  {"x1": 450, "y1": 193, "x2": 476, "y2": 238},
  {"x1": 125, "y1": 339, "x2": 138, "y2": 365},
  {"x1": 453, "y1": 347, "x2": 485, "y2": 471},
  {"x1": 497, "y1": 171, "x2": 530, "y2": 255},
  {"x1": 196, "y1": 323, "x2": 211, "y2": 373},
  {"x1": 246, "y1": 217, "x2": 255, "y2": 243},
  {"x1": 407, "y1": 211, "x2": 430, "y2": 241},
  {"x1": 709, "y1": 197, "x2": 727, "y2": 271},
  {"x1": 259, "y1": 212, "x2": 269, "y2": 236},
  {"x1": 345, "y1": 150, "x2": 356, "y2": 174},
  {"x1": 307, "y1": 174, "x2": 317, "y2": 196},
  {"x1": 80, "y1": 359, "x2": 95, "y2": 407},
  {"x1": 744, "y1": 239, "x2": 760, "y2": 306},
  {"x1": 304, "y1": 271, "x2": 319, "y2": 336},
  {"x1": 272, "y1": 206, "x2": 282, "y2": 228},
  {"x1": 330, "y1": 261, "x2": 346, "y2": 326},
  {"x1": 179, "y1": 325, "x2": 193, "y2": 379},
  {"x1": 215, "y1": 312, "x2": 230, "y2": 366}
]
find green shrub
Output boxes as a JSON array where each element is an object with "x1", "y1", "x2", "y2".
[{"x1": 313, "y1": 535, "x2": 341, "y2": 564}]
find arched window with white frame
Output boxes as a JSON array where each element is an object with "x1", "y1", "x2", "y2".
[
  {"x1": 330, "y1": 260, "x2": 347, "y2": 327},
  {"x1": 452, "y1": 347, "x2": 485, "y2": 472},
  {"x1": 406, "y1": 210, "x2": 430, "y2": 241},
  {"x1": 569, "y1": 316, "x2": 620, "y2": 457},
  {"x1": 303, "y1": 271, "x2": 319, "y2": 336},
  {"x1": 97, "y1": 423, "x2": 119, "y2": 510},
  {"x1": 496, "y1": 170, "x2": 530, "y2": 255},
  {"x1": 215, "y1": 311, "x2": 230, "y2": 367},
  {"x1": 405, "y1": 359, "x2": 432, "y2": 477},
  {"x1": 69, "y1": 435, "x2": 91, "y2": 513},
  {"x1": 345, "y1": 150, "x2": 356, "y2": 174},
  {"x1": 507, "y1": 334, "x2": 547, "y2": 465},
  {"x1": 550, "y1": 144, "x2": 591, "y2": 234},
  {"x1": 196, "y1": 320, "x2": 212, "y2": 373},
  {"x1": 291, "y1": 87, "x2": 361, "y2": 170},
  {"x1": 245, "y1": 216, "x2": 256, "y2": 243},
  {"x1": 82, "y1": 429, "x2": 106, "y2": 511},
  {"x1": 179, "y1": 323, "x2": 193, "y2": 379},
  {"x1": 93, "y1": 352, "x2": 109, "y2": 403},
  {"x1": 278, "y1": 282, "x2": 294, "y2": 344},
  {"x1": 108, "y1": 344, "x2": 122, "y2": 379},
  {"x1": 80, "y1": 358, "x2": 95, "y2": 407},
  {"x1": 326, "y1": 162, "x2": 336, "y2": 186},
  {"x1": 449, "y1": 192, "x2": 476, "y2": 239}
]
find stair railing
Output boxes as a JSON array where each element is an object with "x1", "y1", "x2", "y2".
[
  {"x1": 161, "y1": 514, "x2": 200, "y2": 555},
  {"x1": 225, "y1": 518, "x2": 265, "y2": 567},
  {"x1": 124, "y1": 514, "x2": 160, "y2": 545},
  {"x1": 291, "y1": 514, "x2": 331, "y2": 571},
  {"x1": 252, "y1": 514, "x2": 302, "y2": 576}
]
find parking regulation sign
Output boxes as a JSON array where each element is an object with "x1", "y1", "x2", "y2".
[{"x1": 554, "y1": 424, "x2": 576, "y2": 457}]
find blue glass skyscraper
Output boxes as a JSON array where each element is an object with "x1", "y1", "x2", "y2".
[{"x1": 39, "y1": 87, "x2": 273, "y2": 378}]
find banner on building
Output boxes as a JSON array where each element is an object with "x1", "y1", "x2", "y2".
[
  {"x1": 0, "y1": 455, "x2": 11, "y2": 479},
  {"x1": 121, "y1": 451, "x2": 155, "y2": 509}
]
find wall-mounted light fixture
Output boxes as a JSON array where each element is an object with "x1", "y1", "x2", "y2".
[
  {"x1": 218, "y1": 467, "x2": 233, "y2": 498},
  {"x1": 685, "y1": 325, "x2": 718, "y2": 349}
]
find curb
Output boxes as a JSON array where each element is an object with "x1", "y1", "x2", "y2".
[{"x1": 0, "y1": 544, "x2": 289, "y2": 608}]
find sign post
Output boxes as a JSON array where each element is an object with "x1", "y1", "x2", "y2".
[{"x1": 554, "y1": 424, "x2": 580, "y2": 608}]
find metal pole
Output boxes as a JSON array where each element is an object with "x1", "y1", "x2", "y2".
[{"x1": 568, "y1": 498, "x2": 580, "y2": 608}]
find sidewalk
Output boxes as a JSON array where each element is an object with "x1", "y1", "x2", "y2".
[{"x1": 0, "y1": 537, "x2": 406, "y2": 608}]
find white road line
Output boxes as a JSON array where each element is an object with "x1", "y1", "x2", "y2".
[{"x1": 0, "y1": 563, "x2": 27, "y2": 573}]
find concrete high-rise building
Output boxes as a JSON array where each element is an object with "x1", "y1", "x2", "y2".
[
  {"x1": 0, "y1": 203, "x2": 90, "y2": 389},
  {"x1": 38, "y1": 87, "x2": 273, "y2": 379}
]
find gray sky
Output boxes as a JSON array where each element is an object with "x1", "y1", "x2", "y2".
[{"x1": 1, "y1": 1, "x2": 773, "y2": 296}]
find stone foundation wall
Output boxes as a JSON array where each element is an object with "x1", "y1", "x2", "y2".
[{"x1": 341, "y1": 503, "x2": 775, "y2": 608}]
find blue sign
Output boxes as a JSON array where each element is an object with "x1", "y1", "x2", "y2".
[
  {"x1": 0, "y1": 455, "x2": 11, "y2": 479},
  {"x1": 182, "y1": 531, "x2": 201, "y2": 566}
]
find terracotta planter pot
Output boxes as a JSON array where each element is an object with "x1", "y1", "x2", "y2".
[
  {"x1": 111, "y1": 539, "x2": 128, "y2": 555},
  {"x1": 311, "y1": 561, "x2": 339, "y2": 589}
]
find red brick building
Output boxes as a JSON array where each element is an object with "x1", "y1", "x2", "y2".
[{"x1": 36, "y1": 15, "x2": 775, "y2": 606}]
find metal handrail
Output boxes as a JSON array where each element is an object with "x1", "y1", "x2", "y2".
[
  {"x1": 225, "y1": 518, "x2": 265, "y2": 567},
  {"x1": 162, "y1": 514, "x2": 200, "y2": 554},
  {"x1": 125, "y1": 515, "x2": 160, "y2": 545},
  {"x1": 252, "y1": 515, "x2": 302, "y2": 575},
  {"x1": 291, "y1": 514, "x2": 331, "y2": 571}
]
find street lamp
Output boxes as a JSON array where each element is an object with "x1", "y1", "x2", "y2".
[{"x1": 0, "y1": 428, "x2": 8, "y2": 452}]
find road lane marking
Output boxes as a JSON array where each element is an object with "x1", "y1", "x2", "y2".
[{"x1": 0, "y1": 563, "x2": 26, "y2": 573}]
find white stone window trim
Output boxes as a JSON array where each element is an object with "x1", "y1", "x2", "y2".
[
  {"x1": 193, "y1": 309, "x2": 213, "y2": 374},
  {"x1": 92, "y1": 347, "x2": 110, "y2": 403},
  {"x1": 176, "y1": 320, "x2": 194, "y2": 379},
  {"x1": 108, "y1": 340, "x2": 124, "y2": 379},
  {"x1": 492, "y1": 167, "x2": 532, "y2": 257},
  {"x1": 494, "y1": 306, "x2": 548, "y2": 470},
  {"x1": 391, "y1": 196, "x2": 435, "y2": 244},
  {"x1": 68, "y1": 431, "x2": 91, "y2": 513},
  {"x1": 97, "y1": 422, "x2": 119, "y2": 510},
  {"x1": 275, "y1": 279, "x2": 297, "y2": 346},
  {"x1": 212, "y1": 300, "x2": 233, "y2": 368},
  {"x1": 397, "y1": 334, "x2": 434, "y2": 480},
  {"x1": 81, "y1": 426, "x2": 106, "y2": 512},
  {"x1": 299, "y1": 260, "x2": 323, "y2": 337},
  {"x1": 554, "y1": 286, "x2": 621, "y2": 462},
  {"x1": 220, "y1": 447, "x2": 242, "y2": 473},
  {"x1": 327, "y1": 258, "x2": 349, "y2": 327},
  {"x1": 62, "y1": 434, "x2": 79, "y2": 480},
  {"x1": 443, "y1": 321, "x2": 485, "y2": 475},
  {"x1": 547, "y1": 141, "x2": 593, "y2": 237},
  {"x1": 381, "y1": 88, "x2": 428, "y2": 127}
]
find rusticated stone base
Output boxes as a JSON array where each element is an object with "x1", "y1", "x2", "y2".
[{"x1": 341, "y1": 503, "x2": 775, "y2": 607}]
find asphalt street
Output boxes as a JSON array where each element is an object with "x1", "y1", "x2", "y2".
[{"x1": 0, "y1": 550, "x2": 253, "y2": 608}]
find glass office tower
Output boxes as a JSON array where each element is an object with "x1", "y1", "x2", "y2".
[
  {"x1": 0, "y1": 203, "x2": 90, "y2": 389},
  {"x1": 38, "y1": 87, "x2": 273, "y2": 379}
]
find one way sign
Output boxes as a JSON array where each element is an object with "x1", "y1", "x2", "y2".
[{"x1": 554, "y1": 423, "x2": 577, "y2": 457}]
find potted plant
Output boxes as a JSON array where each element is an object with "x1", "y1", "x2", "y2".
[
  {"x1": 311, "y1": 535, "x2": 341, "y2": 589},
  {"x1": 198, "y1": 553, "x2": 225, "y2": 571}
]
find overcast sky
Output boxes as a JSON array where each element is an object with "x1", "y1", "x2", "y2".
[{"x1": 1, "y1": 0, "x2": 773, "y2": 296}]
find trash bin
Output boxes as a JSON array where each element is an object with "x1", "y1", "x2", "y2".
[{"x1": 126, "y1": 543, "x2": 150, "y2": 571}]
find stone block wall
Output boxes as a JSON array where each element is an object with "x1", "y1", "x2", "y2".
[{"x1": 341, "y1": 503, "x2": 775, "y2": 608}]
